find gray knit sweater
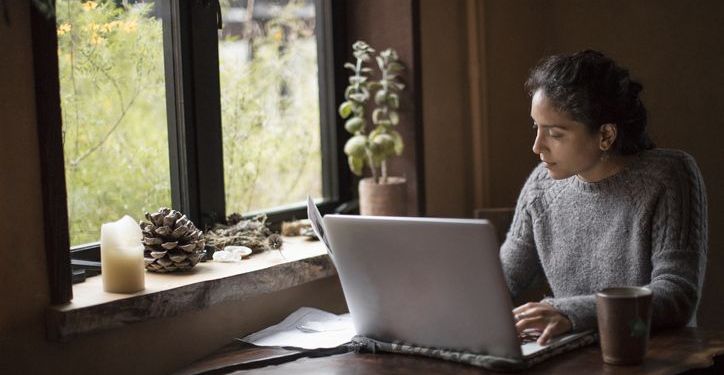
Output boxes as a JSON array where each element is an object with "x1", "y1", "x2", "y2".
[{"x1": 500, "y1": 149, "x2": 708, "y2": 331}]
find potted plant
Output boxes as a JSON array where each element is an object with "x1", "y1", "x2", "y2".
[{"x1": 338, "y1": 41, "x2": 406, "y2": 216}]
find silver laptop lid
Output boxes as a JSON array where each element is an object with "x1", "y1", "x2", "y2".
[{"x1": 323, "y1": 214, "x2": 522, "y2": 359}]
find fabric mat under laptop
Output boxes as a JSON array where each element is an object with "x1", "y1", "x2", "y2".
[{"x1": 350, "y1": 332, "x2": 598, "y2": 372}]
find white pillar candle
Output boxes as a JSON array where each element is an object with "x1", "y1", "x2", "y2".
[{"x1": 100, "y1": 215, "x2": 145, "y2": 293}]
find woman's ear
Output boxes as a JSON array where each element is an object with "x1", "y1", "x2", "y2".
[{"x1": 599, "y1": 123, "x2": 618, "y2": 151}]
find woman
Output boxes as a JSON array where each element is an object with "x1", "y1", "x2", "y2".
[{"x1": 502, "y1": 50, "x2": 708, "y2": 345}]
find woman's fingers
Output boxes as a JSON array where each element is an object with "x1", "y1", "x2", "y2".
[
  {"x1": 513, "y1": 303, "x2": 540, "y2": 323},
  {"x1": 515, "y1": 315, "x2": 546, "y2": 333},
  {"x1": 512, "y1": 302, "x2": 540, "y2": 315},
  {"x1": 516, "y1": 306, "x2": 549, "y2": 319},
  {"x1": 512, "y1": 302, "x2": 573, "y2": 345},
  {"x1": 537, "y1": 322, "x2": 558, "y2": 345}
]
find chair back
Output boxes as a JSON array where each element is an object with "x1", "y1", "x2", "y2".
[{"x1": 473, "y1": 207, "x2": 514, "y2": 245}]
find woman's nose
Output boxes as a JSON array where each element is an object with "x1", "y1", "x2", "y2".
[{"x1": 532, "y1": 130, "x2": 543, "y2": 155}]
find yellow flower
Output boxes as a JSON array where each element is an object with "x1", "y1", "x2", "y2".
[
  {"x1": 273, "y1": 30, "x2": 283, "y2": 42},
  {"x1": 81, "y1": 1, "x2": 98, "y2": 11},
  {"x1": 57, "y1": 23, "x2": 72, "y2": 36},
  {"x1": 121, "y1": 20, "x2": 138, "y2": 33},
  {"x1": 83, "y1": 22, "x2": 100, "y2": 32},
  {"x1": 90, "y1": 33, "x2": 105, "y2": 45}
]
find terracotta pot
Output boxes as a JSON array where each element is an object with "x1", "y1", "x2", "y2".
[{"x1": 359, "y1": 176, "x2": 407, "y2": 216}]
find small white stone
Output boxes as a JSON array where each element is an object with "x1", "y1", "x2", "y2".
[
  {"x1": 212, "y1": 250, "x2": 237, "y2": 262},
  {"x1": 224, "y1": 246, "x2": 252, "y2": 258}
]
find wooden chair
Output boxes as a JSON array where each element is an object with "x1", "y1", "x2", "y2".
[{"x1": 473, "y1": 207, "x2": 515, "y2": 245}]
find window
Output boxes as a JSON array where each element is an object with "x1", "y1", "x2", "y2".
[
  {"x1": 43, "y1": 0, "x2": 351, "y2": 290},
  {"x1": 35, "y1": 0, "x2": 421, "y2": 305},
  {"x1": 56, "y1": 0, "x2": 172, "y2": 247},
  {"x1": 219, "y1": 0, "x2": 323, "y2": 215}
]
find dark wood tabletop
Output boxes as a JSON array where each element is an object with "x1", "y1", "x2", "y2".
[{"x1": 177, "y1": 328, "x2": 724, "y2": 375}]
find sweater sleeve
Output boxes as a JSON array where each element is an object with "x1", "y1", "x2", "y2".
[
  {"x1": 646, "y1": 153, "x2": 708, "y2": 328},
  {"x1": 542, "y1": 295, "x2": 597, "y2": 331},
  {"x1": 500, "y1": 166, "x2": 544, "y2": 299}
]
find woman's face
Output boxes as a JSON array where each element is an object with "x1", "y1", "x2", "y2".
[{"x1": 530, "y1": 90, "x2": 607, "y2": 181}]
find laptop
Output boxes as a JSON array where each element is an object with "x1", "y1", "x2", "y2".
[{"x1": 306, "y1": 198, "x2": 594, "y2": 365}]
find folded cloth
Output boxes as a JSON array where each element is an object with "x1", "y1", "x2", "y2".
[{"x1": 350, "y1": 332, "x2": 598, "y2": 372}]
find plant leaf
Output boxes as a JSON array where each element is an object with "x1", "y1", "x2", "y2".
[
  {"x1": 344, "y1": 117, "x2": 365, "y2": 134},
  {"x1": 348, "y1": 155, "x2": 364, "y2": 176},
  {"x1": 368, "y1": 82, "x2": 382, "y2": 91},
  {"x1": 376, "y1": 120, "x2": 392, "y2": 128},
  {"x1": 391, "y1": 130, "x2": 404, "y2": 155},
  {"x1": 372, "y1": 108, "x2": 383, "y2": 124},
  {"x1": 369, "y1": 126, "x2": 383, "y2": 141},
  {"x1": 349, "y1": 93, "x2": 367, "y2": 102},
  {"x1": 388, "y1": 62, "x2": 404, "y2": 72},
  {"x1": 389, "y1": 111, "x2": 399, "y2": 125},
  {"x1": 338, "y1": 101, "x2": 353, "y2": 119},
  {"x1": 387, "y1": 94, "x2": 399, "y2": 109},
  {"x1": 349, "y1": 76, "x2": 368, "y2": 84},
  {"x1": 344, "y1": 135, "x2": 368, "y2": 158}
]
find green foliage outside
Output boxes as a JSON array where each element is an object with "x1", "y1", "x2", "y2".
[
  {"x1": 57, "y1": 0, "x2": 170, "y2": 246},
  {"x1": 219, "y1": 1, "x2": 322, "y2": 215},
  {"x1": 57, "y1": 0, "x2": 322, "y2": 246}
]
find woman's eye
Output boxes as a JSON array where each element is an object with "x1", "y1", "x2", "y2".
[
  {"x1": 532, "y1": 123, "x2": 562, "y2": 138},
  {"x1": 547, "y1": 129, "x2": 562, "y2": 138}
]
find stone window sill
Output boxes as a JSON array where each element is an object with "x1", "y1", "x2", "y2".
[{"x1": 46, "y1": 237, "x2": 334, "y2": 342}]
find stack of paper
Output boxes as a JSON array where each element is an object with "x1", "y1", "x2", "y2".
[{"x1": 239, "y1": 307, "x2": 356, "y2": 349}]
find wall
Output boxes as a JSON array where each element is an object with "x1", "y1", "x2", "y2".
[
  {"x1": 421, "y1": 0, "x2": 724, "y2": 328},
  {"x1": 419, "y1": 0, "x2": 473, "y2": 217},
  {"x1": 0, "y1": 3, "x2": 346, "y2": 374}
]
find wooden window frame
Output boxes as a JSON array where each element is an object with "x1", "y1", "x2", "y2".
[{"x1": 32, "y1": 0, "x2": 353, "y2": 304}]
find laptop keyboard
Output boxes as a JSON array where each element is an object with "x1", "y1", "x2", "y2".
[{"x1": 519, "y1": 329, "x2": 542, "y2": 344}]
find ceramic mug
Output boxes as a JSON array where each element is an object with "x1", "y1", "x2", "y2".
[{"x1": 596, "y1": 286, "x2": 653, "y2": 365}]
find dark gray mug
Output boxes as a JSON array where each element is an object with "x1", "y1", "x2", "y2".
[{"x1": 596, "y1": 287, "x2": 653, "y2": 365}]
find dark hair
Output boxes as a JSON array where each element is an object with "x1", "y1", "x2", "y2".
[{"x1": 525, "y1": 50, "x2": 654, "y2": 155}]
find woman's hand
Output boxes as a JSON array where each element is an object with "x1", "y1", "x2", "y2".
[{"x1": 513, "y1": 302, "x2": 572, "y2": 345}]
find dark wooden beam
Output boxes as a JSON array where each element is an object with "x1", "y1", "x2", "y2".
[{"x1": 30, "y1": 2, "x2": 73, "y2": 304}]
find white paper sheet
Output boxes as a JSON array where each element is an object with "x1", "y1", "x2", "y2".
[{"x1": 239, "y1": 307, "x2": 356, "y2": 349}]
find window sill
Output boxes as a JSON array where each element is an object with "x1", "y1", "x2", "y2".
[{"x1": 46, "y1": 237, "x2": 335, "y2": 342}]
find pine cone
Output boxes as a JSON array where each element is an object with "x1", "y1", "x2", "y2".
[{"x1": 141, "y1": 208, "x2": 205, "y2": 273}]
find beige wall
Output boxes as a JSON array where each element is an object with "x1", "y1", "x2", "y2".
[
  {"x1": 421, "y1": 0, "x2": 724, "y2": 328},
  {"x1": 0, "y1": 3, "x2": 346, "y2": 374}
]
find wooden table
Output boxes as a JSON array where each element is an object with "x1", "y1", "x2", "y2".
[{"x1": 177, "y1": 328, "x2": 724, "y2": 375}]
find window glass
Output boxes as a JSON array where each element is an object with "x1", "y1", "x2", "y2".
[
  {"x1": 219, "y1": 0, "x2": 323, "y2": 214},
  {"x1": 56, "y1": 0, "x2": 171, "y2": 246}
]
